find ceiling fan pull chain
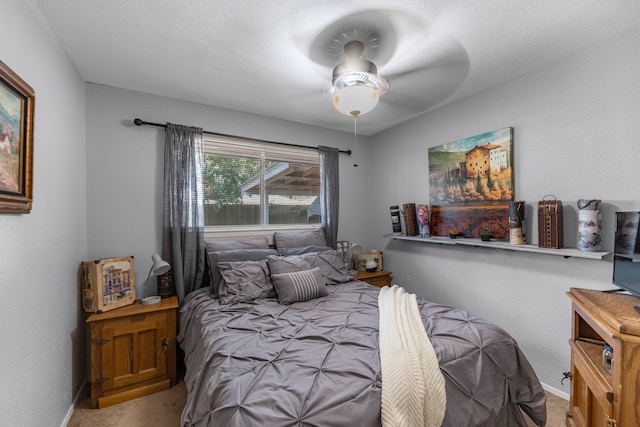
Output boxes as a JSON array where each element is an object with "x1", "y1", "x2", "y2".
[{"x1": 353, "y1": 114, "x2": 358, "y2": 167}]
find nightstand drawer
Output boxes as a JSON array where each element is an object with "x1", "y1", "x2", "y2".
[{"x1": 356, "y1": 271, "x2": 392, "y2": 287}]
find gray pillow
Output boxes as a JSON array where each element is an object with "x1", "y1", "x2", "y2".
[
  {"x1": 271, "y1": 267, "x2": 328, "y2": 304},
  {"x1": 205, "y1": 237, "x2": 270, "y2": 252},
  {"x1": 302, "y1": 250, "x2": 354, "y2": 285},
  {"x1": 208, "y1": 248, "x2": 278, "y2": 296},
  {"x1": 277, "y1": 245, "x2": 332, "y2": 256},
  {"x1": 273, "y1": 227, "x2": 327, "y2": 249},
  {"x1": 218, "y1": 260, "x2": 273, "y2": 304},
  {"x1": 267, "y1": 254, "x2": 312, "y2": 275}
]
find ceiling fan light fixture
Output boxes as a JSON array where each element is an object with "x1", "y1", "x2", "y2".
[
  {"x1": 333, "y1": 85, "x2": 379, "y2": 117},
  {"x1": 331, "y1": 41, "x2": 388, "y2": 117}
]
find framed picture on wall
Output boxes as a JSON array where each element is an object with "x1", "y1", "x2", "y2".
[{"x1": 0, "y1": 60, "x2": 35, "y2": 214}]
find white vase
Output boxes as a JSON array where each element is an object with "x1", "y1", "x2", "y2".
[{"x1": 577, "y1": 199, "x2": 601, "y2": 251}]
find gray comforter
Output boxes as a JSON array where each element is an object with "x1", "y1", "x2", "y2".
[{"x1": 178, "y1": 281, "x2": 546, "y2": 426}]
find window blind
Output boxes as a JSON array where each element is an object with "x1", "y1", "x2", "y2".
[{"x1": 203, "y1": 134, "x2": 319, "y2": 164}]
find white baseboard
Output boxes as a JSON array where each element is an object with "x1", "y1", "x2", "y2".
[
  {"x1": 60, "y1": 379, "x2": 88, "y2": 427},
  {"x1": 541, "y1": 382, "x2": 569, "y2": 400}
]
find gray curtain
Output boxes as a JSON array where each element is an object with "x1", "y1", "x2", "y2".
[
  {"x1": 319, "y1": 146, "x2": 339, "y2": 249},
  {"x1": 162, "y1": 123, "x2": 206, "y2": 302}
]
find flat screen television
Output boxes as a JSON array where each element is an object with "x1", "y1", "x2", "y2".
[{"x1": 613, "y1": 212, "x2": 640, "y2": 298}]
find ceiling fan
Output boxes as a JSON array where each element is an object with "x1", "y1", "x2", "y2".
[{"x1": 298, "y1": 10, "x2": 470, "y2": 122}]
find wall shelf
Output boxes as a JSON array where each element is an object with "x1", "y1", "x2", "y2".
[{"x1": 383, "y1": 234, "x2": 610, "y2": 260}]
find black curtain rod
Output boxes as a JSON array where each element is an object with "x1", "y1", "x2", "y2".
[{"x1": 133, "y1": 118, "x2": 351, "y2": 155}]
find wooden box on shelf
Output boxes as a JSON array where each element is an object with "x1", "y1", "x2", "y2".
[
  {"x1": 356, "y1": 270, "x2": 392, "y2": 287},
  {"x1": 566, "y1": 288, "x2": 640, "y2": 427},
  {"x1": 86, "y1": 296, "x2": 179, "y2": 409}
]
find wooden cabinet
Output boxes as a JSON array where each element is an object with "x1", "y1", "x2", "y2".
[
  {"x1": 86, "y1": 296, "x2": 179, "y2": 408},
  {"x1": 566, "y1": 288, "x2": 640, "y2": 427},
  {"x1": 356, "y1": 270, "x2": 392, "y2": 287}
]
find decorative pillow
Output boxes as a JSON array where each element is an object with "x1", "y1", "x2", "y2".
[
  {"x1": 205, "y1": 237, "x2": 270, "y2": 253},
  {"x1": 273, "y1": 227, "x2": 327, "y2": 249},
  {"x1": 217, "y1": 260, "x2": 273, "y2": 304},
  {"x1": 302, "y1": 250, "x2": 354, "y2": 285},
  {"x1": 277, "y1": 245, "x2": 333, "y2": 256},
  {"x1": 267, "y1": 254, "x2": 312, "y2": 275},
  {"x1": 271, "y1": 267, "x2": 328, "y2": 304},
  {"x1": 208, "y1": 248, "x2": 278, "y2": 296}
]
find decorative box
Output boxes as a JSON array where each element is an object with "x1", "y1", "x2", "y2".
[
  {"x1": 538, "y1": 199, "x2": 563, "y2": 248},
  {"x1": 81, "y1": 256, "x2": 136, "y2": 313}
]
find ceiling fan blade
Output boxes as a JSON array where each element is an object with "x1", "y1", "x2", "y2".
[
  {"x1": 378, "y1": 35, "x2": 469, "y2": 111},
  {"x1": 381, "y1": 67, "x2": 467, "y2": 111},
  {"x1": 382, "y1": 32, "x2": 468, "y2": 78}
]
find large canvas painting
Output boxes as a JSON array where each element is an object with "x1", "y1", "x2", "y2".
[{"x1": 428, "y1": 127, "x2": 514, "y2": 239}]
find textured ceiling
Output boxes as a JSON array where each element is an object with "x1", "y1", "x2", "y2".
[{"x1": 32, "y1": 0, "x2": 640, "y2": 135}]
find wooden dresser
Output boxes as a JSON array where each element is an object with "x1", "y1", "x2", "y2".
[
  {"x1": 566, "y1": 288, "x2": 640, "y2": 427},
  {"x1": 356, "y1": 270, "x2": 392, "y2": 287},
  {"x1": 86, "y1": 296, "x2": 179, "y2": 408}
]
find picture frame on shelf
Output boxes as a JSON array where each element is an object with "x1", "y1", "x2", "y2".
[
  {"x1": 356, "y1": 251, "x2": 383, "y2": 272},
  {"x1": 81, "y1": 256, "x2": 136, "y2": 313},
  {"x1": 0, "y1": 60, "x2": 35, "y2": 214}
]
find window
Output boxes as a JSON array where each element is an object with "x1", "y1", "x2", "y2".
[{"x1": 203, "y1": 134, "x2": 321, "y2": 236}]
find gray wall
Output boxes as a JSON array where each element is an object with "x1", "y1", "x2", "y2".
[
  {"x1": 0, "y1": 1, "x2": 87, "y2": 426},
  {"x1": 368, "y1": 27, "x2": 640, "y2": 397},
  {"x1": 5, "y1": 2, "x2": 640, "y2": 424},
  {"x1": 85, "y1": 84, "x2": 371, "y2": 295}
]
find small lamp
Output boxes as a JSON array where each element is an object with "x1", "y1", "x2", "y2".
[{"x1": 141, "y1": 254, "x2": 171, "y2": 305}]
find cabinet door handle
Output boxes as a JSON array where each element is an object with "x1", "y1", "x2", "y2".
[
  {"x1": 162, "y1": 338, "x2": 169, "y2": 348},
  {"x1": 605, "y1": 415, "x2": 617, "y2": 427}
]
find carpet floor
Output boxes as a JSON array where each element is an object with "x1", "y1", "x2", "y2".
[{"x1": 67, "y1": 379, "x2": 568, "y2": 426}]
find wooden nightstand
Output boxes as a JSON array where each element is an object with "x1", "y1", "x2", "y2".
[
  {"x1": 86, "y1": 296, "x2": 179, "y2": 408},
  {"x1": 356, "y1": 270, "x2": 392, "y2": 287}
]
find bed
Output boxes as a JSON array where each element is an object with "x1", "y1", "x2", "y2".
[{"x1": 177, "y1": 232, "x2": 546, "y2": 426}]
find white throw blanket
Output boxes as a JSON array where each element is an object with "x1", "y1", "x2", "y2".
[{"x1": 378, "y1": 285, "x2": 447, "y2": 427}]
